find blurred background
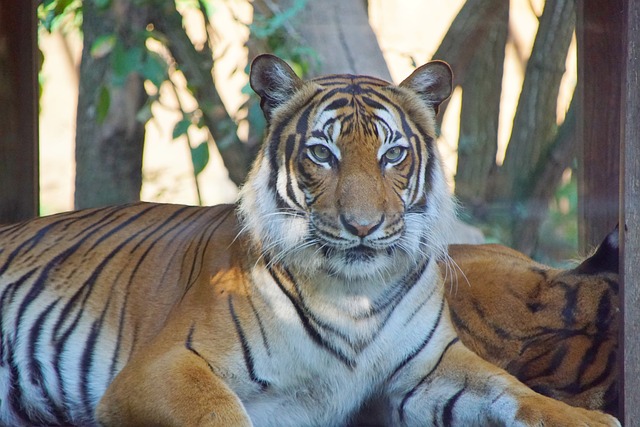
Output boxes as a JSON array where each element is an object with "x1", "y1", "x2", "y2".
[{"x1": 37, "y1": 0, "x2": 578, "y2": 264}]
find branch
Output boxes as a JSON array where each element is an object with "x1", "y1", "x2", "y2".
[
  {"x1": 495, "y1": 0, "x2": 576, "y2": 200},
  {"x1": 432, "y1": 0, "x2": 508, "y2": 122},
  {"x1": 149, "y1": 4, "x2": 250, "y2": 186}
]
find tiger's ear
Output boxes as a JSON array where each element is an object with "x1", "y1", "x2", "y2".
[
  {"x1": 250, "y1": 54, "x2": 304, "y2": 122},
  {"x1": 576, "y1": 226, "x2": 620, "y2": 274},
  {"x1": 399, "y1": 60, "x2": 453, "y2": 114}
]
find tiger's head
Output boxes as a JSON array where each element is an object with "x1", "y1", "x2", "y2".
[{"x1": 239, "y1": 54, "x2": 455, "y2": 282}]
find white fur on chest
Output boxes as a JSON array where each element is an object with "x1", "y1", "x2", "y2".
[{"x1": 234, "y1": 261, "x2": 447, "y2": 427}]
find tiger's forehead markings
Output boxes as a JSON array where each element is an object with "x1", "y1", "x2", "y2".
[{"x1": 312, "y1": 74, "x2": 390, "y2": 90}]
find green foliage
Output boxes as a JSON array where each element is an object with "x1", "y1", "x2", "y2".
[
  {"x1": 535, "y1": 172, "x2": 579, "y2": 266},
  {"x1": 39, "y1": 0, "x2": 315, "y2": 204},
  {"x1": 38, "y1": 0, "x2": 82, "y2": 33},
  {"x1": 190, "y1": 142, "x2": 210, "y2": 176},
  {"x1": 96, "y1": 84, "x2": 110, "y2": 123},
  {"x1": 249, "y1": 0, "x2": 317, "y2": 77}
]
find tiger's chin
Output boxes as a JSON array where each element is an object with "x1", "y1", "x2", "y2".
[{"x1": 319, "y1": 245, "x2": 413, "y2": 282}]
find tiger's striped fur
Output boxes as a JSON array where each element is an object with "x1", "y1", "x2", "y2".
[
  {"x1": 443, "y1": 230, "x2": 620, "y2": 417},
  {"x1": 0, "y1": 54, "x2": 619, "y2": 426}
]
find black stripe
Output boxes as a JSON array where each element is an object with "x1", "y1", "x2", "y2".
[
  {"x1": 559, "y1": 282, "x2": 579, "y2": 326},
  {"x1": 361, "y1": 96, "x2": 386, "y2": 110},
  {"x1": 27, "y1": 299, "x2": 68, "y2": 422},
  {"x1": 185, "y1": 324, "x2": 216, "y2": 374},
  {"x1": 441, "y1": 383, "x2": 465, "y2": 426},
  {"x1": 325, "y1": 97, "x2": 349, "y2": 111},
  {"x1": 7, "y1": 342, "x2": 32, "y2": 424},
  {"x1": 391, "y1": 297, "x2": 445, "y2": 379},
  {"x1": 267, "y1": 264, "x2": 355, "y2": 368},
  {"x1": 228, "y1": 296, "x2": 269, "y2": 390},
  {"x1": 284, "y1": 134, "x2": 305, "y2": 211},
  {"x1": 80, "y1": 318, "x2": 103, "y2": 418},
  {"x1": 398, "y1": 337, "x2": 460, "y2": 423},
  {"x1": 242, "y1": 280, "x2": 271, "y2": 357},
  {"x1": 0, "y1": 268, "x2": 38, "y2": 366}
]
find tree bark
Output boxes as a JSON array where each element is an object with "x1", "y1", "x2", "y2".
[
  {"x1": 275, "y1": 0, "x2": 391, "y2": 79},
  {"x1": 454, "y1": 2, "x2": 509, "y2": 212},
  {"x1": 432, "y1": 0, "x2": 506, "y2": 125},
  {"x1": 489, "y1": 0, "x2": 576, "y2": 250},
  {"x1": 74, "y1": 0, "x2": 148, "y2": 209},
  {"x1": 496, "y1": 0, "x2": 576, "y2": 200},
  {"x1": 511, "y1": 98, "x2": 577, "y2": 255}
]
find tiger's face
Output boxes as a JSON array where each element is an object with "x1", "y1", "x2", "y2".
[{"x1": 240, "y1": 55, "x2": 454, "y2": 281}]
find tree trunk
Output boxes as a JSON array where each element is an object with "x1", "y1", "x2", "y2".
[
  {"x1": 511, "y1": 99, "x2": 577, "y2": 255},
  {"x1": 74, "y1": 0, "x2": 148, "y2": 209},
  {"x1": 432, "y1": 0, "x2": 507, "y2": 126},
  {"x1": 454, "y1": 1, "x2": 509, "y2": 212},
  {"x1": 490, "y1": 0, "x2": 576, "y2": 250},
  {"x1": 275, "y1": 0, "x2": 391, "y2": 79}
]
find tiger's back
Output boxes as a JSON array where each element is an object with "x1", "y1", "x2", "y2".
[
  {"x1": 443, "y1": 232, "x2": 619, "y2": 416},
  {"x1": 0, "y1": 203, "x2": 238, "y2": 425}
]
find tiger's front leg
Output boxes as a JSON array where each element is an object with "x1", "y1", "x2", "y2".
[
  {"x1": 388, "y1": 338, "x2": 620, "y2": 427},
  {"x1": 96, "y1": 347, "x2": 252, "y2": 427}
]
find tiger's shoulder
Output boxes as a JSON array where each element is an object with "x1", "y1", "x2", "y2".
[{"x1": 442, "y1": 229, "x2": 620, "y2": 415}]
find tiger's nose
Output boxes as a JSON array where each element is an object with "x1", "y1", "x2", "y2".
[{"x1": 340, "y1": 214, "x2": 384, "y2": 237}]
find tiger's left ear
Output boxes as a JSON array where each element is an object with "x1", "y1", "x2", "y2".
[
  {"x1": 399, "y1": 60, "x2": 453, "y2": 115},
  {"x1": 576, "y1": 226, "x2": 620, "y2": 274},
  {"x1": 250, "y1": 54, "x2": 305, "y2": 122}
]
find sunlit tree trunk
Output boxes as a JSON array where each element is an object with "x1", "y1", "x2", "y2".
[
  {"x1": 492, "y1": 0, "x2": 576, "y2": 251},
  {"x1": 433, "y1": 0, "x2": 577, "y2": 254}
]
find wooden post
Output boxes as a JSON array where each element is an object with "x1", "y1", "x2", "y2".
[
  {"x1": 620, "y1": 0, "x2": 640, "y2": 423},
  {"x1": 575, "y1": 2, "x2": 623, "y2": 252},
  {"x1": 0, "y1": 0, "x2": 39, "y2": 223}
]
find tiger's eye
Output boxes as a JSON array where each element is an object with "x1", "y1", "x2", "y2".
[
  {"x1": 383, "y1": 146, "x2": 405, "y2": 163},
  {"x1": 310, "y1": 145, "x2": 332, "y2": 162}
]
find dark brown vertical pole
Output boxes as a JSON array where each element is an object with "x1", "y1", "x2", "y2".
[
  {"x1": 620, "y1": 0, "x2": 640, "y2": 423},
  {"x1": 576, "y1": 2, "x2": 623, "y2": 252},
  {"x1": 0, "y1": 0, "x2": 39, "y2": 223}
]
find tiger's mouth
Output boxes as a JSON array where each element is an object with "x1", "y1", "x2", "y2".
[
  {"x1": 344, "y1": 245, "x2": 377, "y2": 263},
  {"x1": 320, "y1": 243, "x2": 391, "y2": 264}
]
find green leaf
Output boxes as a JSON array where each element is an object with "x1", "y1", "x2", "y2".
[
  {"x1": 136, "y1": 102, "x2": 154, "y2": 124},
  {"x1": 96, "y1": 85, "x2": 110, "y2": 124},
  {"x1": 190, "y1": 142, "x2": 210, "y2": 176},
  {"x1": 141, "y1": 51, "x2": 167, "y2": 88},
  {"x1": 111, "y1": 43, "x2": 144, "y2": 86},
  {"x1": 172, "y1": 118, "x2": 191, "y2": 140},
  {"x1": 90, "y1": 34, "x2": 116, "y2": 59},
  {"x1": 93, "y1": 0, "x2": 111, "y2": 10}
]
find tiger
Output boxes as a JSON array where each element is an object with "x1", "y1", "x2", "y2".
[
  {"x1": 0, "y1": 53, "x2": 619, "y2": 426},
  {"x1": 442, "y1": 229, "x2": 620, "y2": 417}
]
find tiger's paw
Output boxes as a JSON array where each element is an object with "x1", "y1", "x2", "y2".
[{"x1": 515, "y1": 397, "x2": 620, "y2": 427}]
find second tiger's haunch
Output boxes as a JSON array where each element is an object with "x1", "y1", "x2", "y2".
[{"x1": 0, "y1": 54, "x2": 619, "y2": 426}]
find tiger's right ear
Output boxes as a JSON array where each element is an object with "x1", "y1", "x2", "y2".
[{"x1": 250, "y1": 54, "x2": 304, "y2": 122}]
